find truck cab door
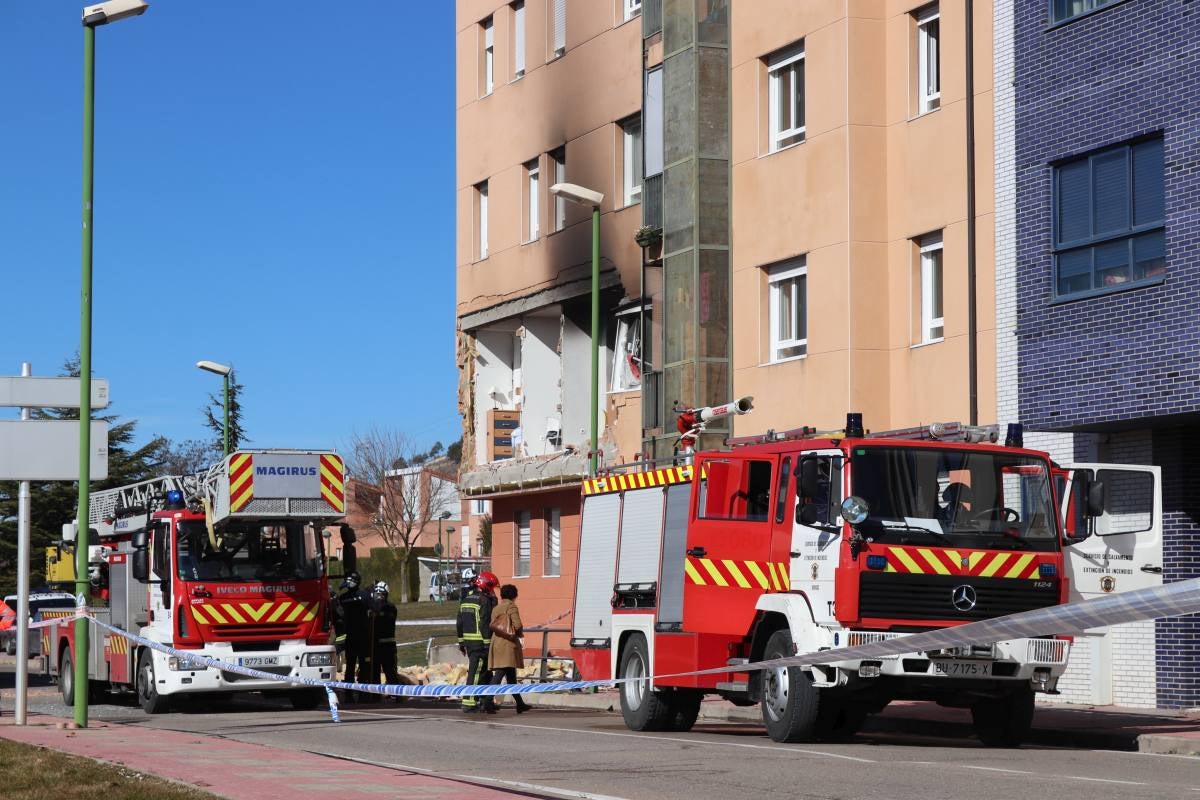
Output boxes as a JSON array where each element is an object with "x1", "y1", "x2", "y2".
[
  {"x1": 792, "y1": 450, "x2": 844, "y2": 624},
  {"x1": 1062, "y1": 463, "x2": 1162, "y2": 599},
  {"x1": 683, "y1": 453, "x2": 787, "y2": 635},
  {"x1": 146, "y1": 520, "x2": 173, "y2": 640}
]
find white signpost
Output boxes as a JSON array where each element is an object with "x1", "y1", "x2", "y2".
[{"x1": 1, "y1": 370, "x2": 111, "y2": 725}]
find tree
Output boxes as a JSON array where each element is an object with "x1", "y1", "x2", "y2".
[
  {"x1": 0, "y1": 355, "x2": 169, "y2": 594},
  {"x1": 202, "y1": 368, "x2": 248, "y2": 453},
  {"x1": 477, "y1": 514, "x2": 492, "y2": 557},
  {"x1": 446, "y1": 438, "x2": 463, "y2": 464},
  {"x1": 159, "y1": 438, "x2": 221, "y2": 476},
  {"x1": 346, "y1": 428, "x2": 457, "y2": 603}
]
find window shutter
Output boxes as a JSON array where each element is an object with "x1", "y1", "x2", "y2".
[
  {"x1": 554, "y1": 0, "x2": 566, "y2": 53},
  {"x1": 1092, "y1": 150, "x2": 1129, "y2": 236},
  {"x1": 1133, "y1": 138, "x2": 1164, "y2": 226},
  {"x1": 514, "y1": 3, "x2": 525, "y2": 74},
  {"x1": 1057, "y1": 160, "x2": 1090, "y2": 244}
]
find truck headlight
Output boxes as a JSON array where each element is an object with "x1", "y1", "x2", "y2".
[
  {"x1": 168, "y1": 656, "x2": 208, "y2": 671},
  {"x1": 304, "y1": 652, "x2": 334, "y2": 667}
]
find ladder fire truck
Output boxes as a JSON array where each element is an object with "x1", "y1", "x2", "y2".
[
  {"x1": 46, "y1": 450, "x2": 350, "y2": 713},
  {"x1": 570, "y1": 404, "x2": 1159, "y2": 745}
]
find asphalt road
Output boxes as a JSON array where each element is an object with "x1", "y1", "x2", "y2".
[{"x1": 4, "y1": 659, "x2": 1196, "y2": 800}]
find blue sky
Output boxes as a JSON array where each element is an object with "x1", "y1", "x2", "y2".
[{"x1": 0, "y1": 1, "x2": 460, "y2": 455}]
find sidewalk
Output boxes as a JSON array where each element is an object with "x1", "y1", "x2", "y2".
[
  {"x1": 524, "y1": 689, "x2": 1200, "y2": 755},
  {"x1": 0, "y1": 715, "x2": 529, "y2": 800}
]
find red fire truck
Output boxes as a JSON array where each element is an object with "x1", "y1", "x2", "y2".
[
  {"x1": 47, "y1": 450, "x2": 350, "y2": 713},
  {"x1": 570, "y1": 411, "x2": 1159, "y2": 745}
]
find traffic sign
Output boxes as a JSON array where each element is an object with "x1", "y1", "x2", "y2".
[
  {"x1": 0, "y1": 377, "x2": 109, "y2": 409},
  {"x1": 0, "y1": 420, "x2": 109, "y2": 480}
]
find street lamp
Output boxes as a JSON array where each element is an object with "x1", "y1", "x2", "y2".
[
  {"x1": 436, "y1": 511, "x2": 452, "y2": 603},
  {"x1": 549, "y1": 182, "x2": 605, "y2": 476},
  {"x1": 75, "y1": 0, "x2": 149, "y2": 731},
  {"x1": 196, "y1": 360, "x2": 232, "y2": 456}
]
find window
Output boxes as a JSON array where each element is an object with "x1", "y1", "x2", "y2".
[
  {"x1": 767, "y1": 258, "x2": 807, "y2": 361},
  {"x1": 524, "y1": 160, "x2": 539, "y2": 242},
  {"x1": 470, "y1": 499, "x2": 490, "y2": 515},
  {"x1": 624, "y1": 0, "x2": 642, "y2": 21},
  {"x1": 621, "y1": 115, "x2": 642, "y2": 206},
  {"x1": 482, "y1": 17, "x2": 494, "y2": 96},
  {"x1": 644, "y1": 68, "x2": 664, "y2": 178},
  {"x1": 767, "y1": 43, "x2": 805, "y2": 152},
  {"x1": 543, "y1": 507, "x2": 561, "y2": 576},
  {"x1": 610, "y1": 306, "x2": 643, "y2": 392},
  {"x1": 918, "y1": 232, "x2": 944, "y2": 343},
  {"x1": 551, "y1": 147, "x2": 567, "y2": 231},
  {"x1": 1054, "y1": 137, "x2": 1165, "y2": 298},
  {"x1": 476, "y1": 181, "x2": 489, "y2": 259},
  {"x1": 916, "y1": 5, "x2": 940, "y2": 114},
  {"x1": 551, "y1": 0, "x2": 566, "y2": 57},
  {"x1": 699, "y1": 459, "x2": 773, "y2": 522},
  {"x1": 1051, "y1": 0, "x2": 1122, "y2": 24},
  {"x1": 515, "y1": 510, "x2": 531, "y2": 577},
  {"x1": 512, "y1": 2, "x2": 525, "y2": 78}
]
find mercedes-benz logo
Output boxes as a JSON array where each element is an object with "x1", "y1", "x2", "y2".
[{"x1": 951, "y1": 584, "x2": 978, "y2": 612}]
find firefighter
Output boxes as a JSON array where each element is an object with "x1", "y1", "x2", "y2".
[
  {"x1": 367, "y1": 580, "x2": 403, "y2": 687},
  {"x1": 335, "y1": 571, "x2": 370, "y2": 695},
  {"x1": 456, "y1": 570, "x2": 499, "y2": 713}
]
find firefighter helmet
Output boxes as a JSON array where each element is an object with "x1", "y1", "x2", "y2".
[
  {"x1": 372, "y1": 580, "x2": 389, "y2": 596},
  {"x1": 473, "y1": 571, "x2": 500, "y2": 594},
  {"x1": 340, "y1": 571, "x2": 361, "y2": 591}
]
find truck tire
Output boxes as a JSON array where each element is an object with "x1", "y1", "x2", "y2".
[
  {"x1": 5, "y1": 636, "x2": 15, "y2": 656},
  {"x1": 137, "y1": 652, "x2": 171, "y2": 715},
  {"x1": 971, "y1": 687, "x2": 1034, "y2": 747},
  {"x1": 760, "y1": 629, "x2": 822, "y2": 743},
  {"x1": 618, "y1": 634, "x2": 672, "y2": 732},
  {"x1": 667, "y1": 689, "x2": 703, "y2": 732},
  {"x1": 289, "y1": 689, "x2": 326, "y2": 710},
  {"x1": 60, "y1": 649, "x2": 75, "y2": 706}
]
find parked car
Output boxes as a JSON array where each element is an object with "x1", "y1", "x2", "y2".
[
  {"x1": 1, "y1": 592, "x2": 76, "y2": 657},
  {"x1": 428, "y1": 572, "x2": 467, "y2": 602}
]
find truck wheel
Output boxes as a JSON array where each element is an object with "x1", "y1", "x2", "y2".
[
  {"x1": 60, "y1": 650, "x2": 75, "y2": 706},
  {"x1": 618, "y1": 634, "x2": 672, "y2": 731},
  {"x1": 137, "y1": 652, "x2": 171, "y2": 715},
  {"x1": 971, "y1": 687, "x2": 1034, "y2": 747},
  {"x1": 760, "y1": 629, "x2": 822, "y2": 743},
  {"x1": 5, "y1": 637, "x2": 15, "y2": 656},
  {"x1": 289, "y1": 689, "x2": 326, "y2": 710},
  {"x1": 667, "y1": 689, "x2": 703, "y2": 732}
]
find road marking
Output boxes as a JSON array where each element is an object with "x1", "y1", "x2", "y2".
[
  {"x1": 1059, "y1": 776, "x2": 1145, "y2": 786},
  {"x1": 341, "y1": 710, "x2": 876, "y2": 763},
  {"x1": 958, "y1": 765, "x2": 1033, "y2": 775},
  {"x1": 456, "y1": 775, "x2": 633, "y2": 800}
]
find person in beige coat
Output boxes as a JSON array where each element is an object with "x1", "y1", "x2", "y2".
[{"x1": 489, "y1": 584, "x2": 532, "y2": 713}]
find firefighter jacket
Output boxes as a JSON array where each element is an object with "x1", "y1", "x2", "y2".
[
  {"x1": 370, "y1": 597, "x2": 398, "y2": 645},
  {"x1": 456, "y1": 590, "x2": 496, "y2": 647},
  {"x1": 335, "y1": 588, "x2": 370, "y2": 644}
]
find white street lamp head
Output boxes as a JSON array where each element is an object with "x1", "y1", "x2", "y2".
[
  {"x1": 196, "y1": 360, "x2": 232, "y2": 376},
  {"x1": 83, "y1": 0, "x2": 149, "y2": 26},
  {"x1": 549, "y1": 182, "x2": 604, "y2": 208}
]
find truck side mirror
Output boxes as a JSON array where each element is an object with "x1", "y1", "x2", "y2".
[
  {"x1": 131, "y1": 550, "x2": 149, "y2": 582},
  {"x1": 798, "y1": 458, "x2": 822, "y2": 499},
  {"x1": 797, "y1": 504, "x2": 819, "y2": 526},
  {"x1": 1085, "y1": 481, "x2": 1106, "y2": 518},
  {"x1": 132, "y1": 529, "x2": 149, "y2": 550}
]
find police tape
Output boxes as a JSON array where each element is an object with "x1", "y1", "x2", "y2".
[{"x1": 80, "y1": 577, "x2": 1200, "y2": 723}]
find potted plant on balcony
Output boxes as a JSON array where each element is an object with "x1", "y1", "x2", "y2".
[{"x1": 634, "y1": 225, "x2": 662, "y2": 248}]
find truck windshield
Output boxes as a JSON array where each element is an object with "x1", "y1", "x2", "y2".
[
  {"x1": 175, "y1": 520, "x2": 324, "y2": 582},
  {"x1": 850, "y1": 446, "x2": 1059, "y2": 552}
]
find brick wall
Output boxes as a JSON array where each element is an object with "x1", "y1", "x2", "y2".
[{"x1": 1153, "y1": 427, "x2": 1200, "y2": 708}]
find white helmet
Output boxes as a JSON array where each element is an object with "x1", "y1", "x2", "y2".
[{"x1": 372, "y1": 580, "x2": 389, "y2": 595}]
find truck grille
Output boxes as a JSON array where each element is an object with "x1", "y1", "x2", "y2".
[
  {"x1": 858, "y1": 572, "x2": 1059, "y2": 622},
  {"x1": 210, "y1": 623, "x2": 304, "y2": 640}
]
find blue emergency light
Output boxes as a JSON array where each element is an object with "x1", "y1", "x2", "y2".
[
  {"x1": 1039, "y1": 563, "x2": 1057, "y2": 578},
  {"x1": 165, "y1": 489, "x2": 184, "y2": 507},
  {"x1": 866, "y1": 554, "x2": 889, "y2": 571}
]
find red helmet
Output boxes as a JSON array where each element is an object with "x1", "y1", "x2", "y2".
[{"x1": 473, "y1": 571, "x2": 500, "y2": 594}]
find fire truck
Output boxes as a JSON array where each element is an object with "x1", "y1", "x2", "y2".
[
  {"x1": 570, "y1": 406, "x2": 1160, "y2": 745},
  {"x1": 47, "y1": 450, "x2": 349, "y2": 713}
]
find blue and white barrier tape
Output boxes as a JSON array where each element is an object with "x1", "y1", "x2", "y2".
[{"x1": 78, "y1": 577, "x2": 1200, "y2": 723}]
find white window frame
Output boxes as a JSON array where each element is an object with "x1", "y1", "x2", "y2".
[
  {"x1": 622, "y1": 116, "x2": 642, "y2": 206},
  {"x1": 552, "y1": 148, "x2": 567, "y2": 231},
  {"x1": 483, "y1": 17, "x2": 494, "y2": 96},
  {"x1": 916, "y1": 5, "x2": 940, "y2": 114},
  {"x1": 624, "y1": 0, "x2": 642, "y2": 22},
  {"x1": 470, "y1": 499, "x2": 490, "y2": 516},
  {"x1": 767, "y1": 259, "x2": 807, "y2": 362},
  {"x1": 512, "y1": 1, "x2": 525, "y2": 78},
  {"x1": 767, "y1": 43, "x2": 805, "y2": 153},
  {"x1": 477, "y1": 181, "x2": 489, "y2": 259},
  {"x1": 609, "y1": 305, "x2": 644, "y2": 392},
  {"x1": 543, "y1": 507, "x2": 561, "y2": 577},
  {"x1": 919, "y1": 233, "x2": 944, "y2": 343},
  {"x1": 515, "y1": 510, "x2": 531, "y2": 577},
  {"x1": 524, "y1": 160, "x2": 539, "y2": 242}
]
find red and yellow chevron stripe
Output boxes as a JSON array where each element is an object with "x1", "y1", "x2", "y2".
[
  {"x1": 881, "y1": 546, "x2": 1045, "y2": 579},
  {"x1": 190, "y1": 600, "x2": 319, "y2": 627},
  {"x1": 104, "y1": 634, "x2": 129, "y2": 656},
  {"x1": 228, "y1": 453, "x2": 255, "y2": 512},
  {"x1": 320, "y1": 454, "x2": 345, "y2": 512},
  {"x1": 583, "y1": 465, "x2": 693, "y2": 496},
  {"x1": 684, "y1": 557, "x2": 791, "y2": 591}
]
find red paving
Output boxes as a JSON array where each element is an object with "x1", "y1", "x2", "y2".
[{"x1": 0, "y1": 715, "x2": 525, "y2": 799}]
